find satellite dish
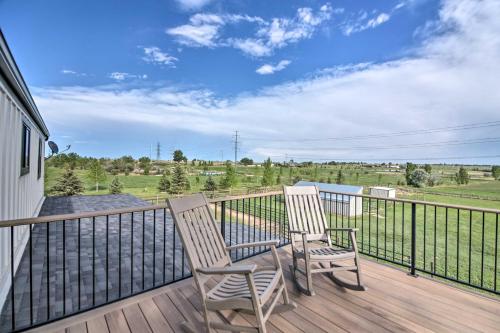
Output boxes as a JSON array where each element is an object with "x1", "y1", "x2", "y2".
[{"x1": 48, "y1": 141, "x2": 59, "y2": 155}]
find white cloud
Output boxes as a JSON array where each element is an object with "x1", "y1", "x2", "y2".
[
  {"x1": 61, "y1": 69, "x2": 87, "y2": 76},
  {"x1": 166, "y1": 4, "x2": 335, "y2": 56},
  {"x1": 342, "y1": 12, "x2": 391, "y2": 35},
  {"x1": 108, "y1": 72, "x2": 147, "y2": 81},
  {"x1": 175, "y1": 0, "x2": 212, "y2": 11},
  {"x1": 38, "y1": 0, "x2": 500, "y2": 162},
  {"x1": 142, "y1": 47, "x2": 178, "y2": 66},
  {"x1": 256, "y1": 60, "x2": 291, "y2": 75},
  {"x1": 230, "y1": 38, "x2": 272, "y2": 57}
]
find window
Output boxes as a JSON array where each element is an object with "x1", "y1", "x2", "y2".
[
  {"x1": 21, "y1": 122, "x2": 31, "y2": 176},
  {"x1": 37, "y1": 138, "x2": 43, "y2": 179}
]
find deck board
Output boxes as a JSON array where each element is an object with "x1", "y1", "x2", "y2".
[{"x1": 27, "y1": 246, "x2": 500, "y2": 333}]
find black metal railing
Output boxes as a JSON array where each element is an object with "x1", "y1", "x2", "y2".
[
  {"x1": 0, "y1": 192, "x2": 287, "y2": 332},
  {"x1": 319, "y1": 190, "x2": 500, "y2": 295}
]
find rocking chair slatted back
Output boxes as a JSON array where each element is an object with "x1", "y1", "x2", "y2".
[
  {"x1": 284, "y1": 186, "x2": 332, "y2": 245},
  {"x1": 168, "y1": 193, "x2": 230, "y2": 274}
]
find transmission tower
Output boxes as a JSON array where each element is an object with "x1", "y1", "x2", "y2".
[
  {"x1": 233, "y1": 131, "x2": 240, "y2": 164},
  {"x1": 156, "y1": 142, "x2": 161, "y2": 161}
]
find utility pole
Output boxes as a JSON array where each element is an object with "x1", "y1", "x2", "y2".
[
  {"x1": 233, "y1": 130, "x2": 239, "y2": 165},
  {"x1": 156, "y1": 142, "x2": 161, "y2": 161}
]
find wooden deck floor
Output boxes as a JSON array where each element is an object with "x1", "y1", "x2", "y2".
[{"x1": 28, "y1": 246, "x2": 500, "y2": 333}]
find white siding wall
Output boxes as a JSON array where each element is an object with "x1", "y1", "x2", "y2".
[{"x1": 0, "y1": 78, "x2": 45, "y2": 310}]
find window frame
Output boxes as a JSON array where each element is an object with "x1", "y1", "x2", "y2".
[
  {"x1": 37, "y1": 138, "x2": 43, "y2": 179},
  {"x1": 20, "y1": 121, "x2": 31, "y2": 176}
]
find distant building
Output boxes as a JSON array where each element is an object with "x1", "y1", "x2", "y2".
[
  {"x1": 369, "y1": 186, "x2": 396, "y2": 199},
  {"x1": 294, "y1": 181, "x2": 363, "y2": 217},
  {"x1": 200, "y1": 171, "x2": 224, "y2": 176},
  {"x1": 0, "y1": 30, "x2": 50, "y2": 311}
]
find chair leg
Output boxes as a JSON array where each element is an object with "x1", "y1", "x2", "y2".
[
  {"x1": 289, "y1": 256, "x2": 315, "y2": 296},
  {"x1": 304, "y1": 257, "x2": 315, "y2": 296},
  {"x1": 354, "y1": 256, "x2": 367, "y2": 291}
]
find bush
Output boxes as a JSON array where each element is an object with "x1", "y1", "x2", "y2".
[
  {"x1": 157, "y1": 173, "x2": 171, "y2": 192},
  {"x1": 203, "y1": 176, "x2": 217, "y2": 192},
  {"x1": 408, "y1": 169, "x2": 429, "y2": 188},
  {"x1": 51, "y1": 168, "x2": 84, "y2": 196},
  {"x1": 109, "y1": 177, "x2": 123, "y2": 194}
]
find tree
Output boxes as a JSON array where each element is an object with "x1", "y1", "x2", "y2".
[
  {"x1": 203, "y1": 176, "x2": 217, "y2": 192},
  {"x1": 220, "y1": 161, "x2": 237, "y2": 189},
  {"x1": 157, "y1": 173, "x2": 171, "y2": 192},
  {"x1": 276, "y1": 174, "x2": 282, "y2": 184},
  {"x1": 424, "y1": 164, "x2": 432, "y2": 174},
  {"x1": 335, "y1": 170, "x2": 345, "y2": 184},
  {"x1": 51, "y1": 167, "x2": 84, "y2": 196},
  {"x1": 170, "y1": 164, "x2": 190, "y2": 194},
  {"x1": 109, "y1": 177, "x2": 123, "y2": 194},
  {"x1": 408, "y1": 169, "x2": 429, "y2": 187},
  {"x1": 173, "y1": 150, "x2": 186, "y2": 163},
  {"x1": 87, "y1": 160, "x2": 107, "y2": 192},
  {"x1": 405, "y1": 162, "x2": 417, "y2": 184},
  {"x1": 261, "y1": 158, "x2": 274, "y2": 186},
  {"x1": 138, "y1": 156, "x2": 151, "y2": 175},
  {"x1": 455, "y1": 167, "x2": 470, "y2": 185},
  {"x1": 492, "y1": 166, "x2": 500, "y2": 180},
  {"x1": 240, "y1": 157, "x2": 254, "y2": 166}
]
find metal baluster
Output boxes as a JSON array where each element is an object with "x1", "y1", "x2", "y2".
[
  {"x1": 163, "y1": 208, "x2": 166, "y2": 284},
  {"x1": 172, "y1": 224, "x2": 176, "y2": 281},
  {"x1": 376, "y1": 199, "x2": 379, "y2": 257},
  {"x1": 119, "y1": 213, "x2": 122, "y2": 298},
  {"x1": 423, "y1": 205, "x2": 426, "y2": 271},
  {"x1": 11, "y1": 226, "x2": 15, "y2": 331},
  {"x1": 153, "y1": 209, "x2": 156, "y2": 287},
  {"x1": 131, "y1": 212, "x2": 134, "y2": 294},
  {"x1": 495, "y1": 213, "x2": 498, "y2": 292},
  {"x1": 46, "y1": 222, "x2": 50, "y2": 320},
  {"x1": 445, "y1": 207, "x2": 448, "y2": 276},
  {"x1": 92, "y1": 216, "x2": 96, "y2": 306},
  {"x1": 384, "y1": 200, "x2": 387, "y2": 259},
  {"x1": 142, "y1": 211, "x2": 145, "y2": 290},
  {"x1": 63, "y1": 219, "x2": 66, "y2": 314},
  {"x1": 402, "y1": 203, "x2": 405, "y2": 264},
  {"x1": 30, "y1": 224, "x2": 33, "y2": 326},
  {"x1": 236, "y1": 199, "x2": 239, "y2": 260},
  {"x1": 106, "y1": 215, "x2": 109, "y2": 302},
  {"x1": 457, "y1": 209, "x2": 460, "y2": 280},
  {"x1": 434, "y1": 206, "x2": 437, "y2": 274},
  {"x1": 78, "y1": 218, "x2": 81, "y2": 310},
  {"x1": 468, "y1": 210, "x2": 472, "y2": 284},
  {"x1": 481, "y1": 212, "x2": 485, "y2": 287},
  {"x1": 368, "y1": 198, "x2": 371, "y2": 254}
]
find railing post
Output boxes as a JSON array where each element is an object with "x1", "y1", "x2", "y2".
[
  {"x1": 221, "y1": 201, "x2": 226, "y2": 241},
  {"x1": 410, "y1": 202, "x2": 417, "y2": 276}
]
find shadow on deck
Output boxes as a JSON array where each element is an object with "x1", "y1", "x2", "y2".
[{"x1": 27, "y1": 246, "x2": 500, "y2": 333}]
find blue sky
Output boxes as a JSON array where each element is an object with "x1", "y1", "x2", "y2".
[{"x1": 1, "y1": 0, "x2": 500, "y2": 163}]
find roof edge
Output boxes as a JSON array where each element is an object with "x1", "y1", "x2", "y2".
[{"x1": 0, "y1": 29, "x2": 49, "y2": 138}]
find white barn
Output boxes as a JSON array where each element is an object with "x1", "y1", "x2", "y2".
[
  {"x1": 294, "y1": 181, "x2": 363, "y2": 217},
  {"x1": 369, "y1": 186, "x2": 396, "y2": 199},
  {"x1": 0, "y1": 30, "x2": 50, "y2": 310}
]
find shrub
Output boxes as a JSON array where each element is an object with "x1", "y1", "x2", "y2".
[
  {"x1": 109, "y1": 177, "x2": 123, "y2": 194},
  {"x1": 408, "y1": 169, "x2": 429, "y2": 188}
]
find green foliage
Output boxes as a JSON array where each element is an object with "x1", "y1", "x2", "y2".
[
  {"x1": 86, "y1": 160, "x2": 107, "y2": 191},
  {"x1": 138, "y1": 156, "x2": 151, "y2": 175},
  {"x1": 173, "y1": 150, "x2": 187, "y2": 163},
  {"x1": 109, "y1": 177, "x2": 123, "y2": 194},
  {"x1": 405, "y1": 162, "x2": 417, "y2": 184},
  {"x1": 424, "y1": 164, "x2": 432, "y2": 174},
  {"x1": 276, "y1": 174, "x2": 281, "y2": 184},
  {"x1": 203, "y1": 176, "x2": 217, "y2": 192},
  {"x1": 455, "y1": 167, "x2": 470, "y2": 185},
  {"x1": 170, "y1": 164, "x2": 190, "y2": 194},
  {"x1": 157, "y1": 173, "x2": 171, "y2": 192},
  {"x1": 492, "y1": 166, "x2": 500, "y2": 180},
  {"x1": 335, "y1": 170, "x2": 345, "y2": 184},
  {"x1": 261, "y1": 158, "x2": 274, "y2": 186},
  {"x1": 240, "y1": 157, "x2": 253, "y2": 166},
  {"x1": 51, "y1": 167, "x2": 84, "y2": 196},
  {"x1": 408, "y1": 169, "x2": 429, "y2": 187},
  {"x1": 220, "y1": 162, "x2": 237, "y2": 189}
]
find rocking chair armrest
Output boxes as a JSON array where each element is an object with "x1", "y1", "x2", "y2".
[
  {"x1": 196, "y1": 264, "x2": 257, "y2": 275},
  {"x1": 226, "y1": 239, "x2": 279, "y2": 250},
  {"x1": 325, "y1": 228, "x2": 358, "y2": 232}
]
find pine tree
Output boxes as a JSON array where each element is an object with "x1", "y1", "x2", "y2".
[
  {"x1": 336, "y1": 170, "x2": 345, "y2": 184},
  {"x1": 261, "y1": 158, "x2": 274, "y2": 186},
  {"x1": 170, "y1": 164, "x2": 190, "y2": 194},
  {"x1": 203, "y1": 176, "x2": 217, "y2": 192},
  {"x1": 51, "y1": 167, "x2": 84, "y2": 196},
  {"x1": 109, "y1": 177, "x2": 123, "y2": 194},
  {"x1": 220, "y1": 161, "x2": 237, "y2": 189},
  {"x1": 87, "y1": 160, "x2": 107, "y2": 192},
  {"x1": 455, "y1": 167, "x2": 470, "y2": 185},
  {"x1": 157, "y1": 173, "x2": 171, "y2": 192}
]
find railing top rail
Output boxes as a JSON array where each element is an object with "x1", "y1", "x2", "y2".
[
  {"x1": 0, "y1": 203, "x2": 169, "y2": 228},
  {"x1": 318, "y1": 189, "x2": 500, "y2": 214},
  {"x1": 209, "y1": 190, "x2": 283, "y2": 203}
]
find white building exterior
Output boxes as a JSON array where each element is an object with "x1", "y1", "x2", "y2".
[
  {"x1": 0, "y1": 30, "x2": 50, "y2": 310},
  {"x1": 294, "y1": 181, "x2": 364, "y2": 217},
  {"x1": 369, "y1": 186, "x2": 396, "y2": 199}
]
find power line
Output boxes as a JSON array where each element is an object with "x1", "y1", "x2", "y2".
[
  {"x1": 266, "y1": 154, "x2": 500, "y2": 162},
  {"x1": 260, "y1": 136, "x2": 500, "y2": 152},
  {"x1": 242, "y1": 120, "x2": 500, "y2": 143}
]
